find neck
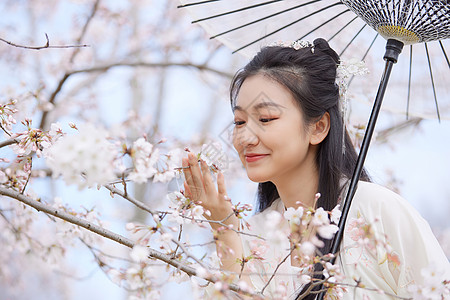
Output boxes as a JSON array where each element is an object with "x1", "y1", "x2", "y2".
[{"x1": 272, "y1": 148, "x2": 319, "y2": 209}]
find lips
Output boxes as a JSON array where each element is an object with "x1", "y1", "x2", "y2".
[{"x1": 245, "y1": 153, "x2": 268, "y2": 163}]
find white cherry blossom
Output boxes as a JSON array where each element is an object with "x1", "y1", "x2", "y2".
[
  {"x1": 130, "y1": 245, "x2": 150, "y2": 263},
  {"x1": 284, "y1": 206, "x2": 304, "y2": 225},
  {"x1": 44, "y1": 123, "x2": 117, "y2": 188}
]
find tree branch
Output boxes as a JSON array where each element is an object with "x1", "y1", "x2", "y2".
[
  {"x1": 0, "y1": 33, "x2": 88, "y2": 50},
  {"x1": 0, "y1": 138, "x2": 19, "y2": 149},
  {"x1": 39, "y1": 61, "x2": 232, "y2": 130},
  {"x1": 260, "y1": 247, "x2": 294, "y2": 295},
  {"x1": 0, "y1": 186, "x2": 194, "y2": 273},
  {"x1": 68, "y1": 62, "x2": 234, "y2": 79},
  {"x1": 376, "y1": 117, "x2": 422, "y2": 144},
  {"x1": 69, "y1": 0, "x2": 100, "y2": 63},
  {"x1": 0, "y1": 185, "x2": 253, "y2": 296},
  {"x1": 103, "y1": 183, "x2": 159, "y2": 216}
]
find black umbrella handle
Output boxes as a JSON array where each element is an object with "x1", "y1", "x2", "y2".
[{"x1": 315, "y1": 39, "x2": 404, "y2": 300}]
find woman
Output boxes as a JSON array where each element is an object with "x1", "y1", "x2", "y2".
[{"x1": 182, "y1": 38, "x2": 449, "y2": 299}]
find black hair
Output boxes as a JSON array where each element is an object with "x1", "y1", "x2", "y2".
[{"x1": 230, "y1": 38, "x2": 370, "y2": 299}]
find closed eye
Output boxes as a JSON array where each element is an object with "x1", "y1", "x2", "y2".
[
  {"x1": 233, "y1": 120, "x2": 245, "y2": 126},
  {"x1": 260, "y1": 118, "x2": 277, "y2": 123}
]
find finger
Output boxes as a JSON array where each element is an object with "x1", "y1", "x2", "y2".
[
  {"x1": 183, "y1": 181, "x2": 193, "y2": 198},
  {"x1": 182, "y1": 157, "x2": 194, "y2": 187},
  {"x1": 182, "y1": 157, "x2": 199, "y2": 199},
  {"x1": 217, "y1": 172, "x2": 227, "y2": 200},
  {"x1": 187, "y1": 152, "x2": 204, "y2": 196},
  {"x1": 200, "y1": 159, "x2": 215, "y2": 195}
]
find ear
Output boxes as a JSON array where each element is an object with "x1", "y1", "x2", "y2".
[{"x1": 309, "y1": 112, "x2": 330, "y2": 145}]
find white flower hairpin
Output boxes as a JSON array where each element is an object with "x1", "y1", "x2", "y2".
[
  {"x1": 269, "y1": 40, "x2": 314, "y2": 52},
  {"x1": 336, "y1": 58, "x2": 369, "y2": 153}
]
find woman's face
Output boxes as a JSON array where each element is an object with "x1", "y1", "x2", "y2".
[{"x1": 232, "y1": 74, "x2": 318, "y2": 184}]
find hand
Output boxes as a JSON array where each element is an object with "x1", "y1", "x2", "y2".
[{"x1": 182, "y1": 152, "x2": 236, "y2": 227}]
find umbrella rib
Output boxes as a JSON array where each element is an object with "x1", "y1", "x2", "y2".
[
  {"x1": 338, "y1": 24, "x2": 367, "y2": 57},
  {"x1": 328, "y1": 15, "x2": 359, "y2": 42},
  {"x1": 190, "y1": 0, "x2": 284, "y2": 23},
  {"x1": 406, "y1": 45, "x2": 413, "y2": 120},
  {"x1": 438, "y1": 40, "x2": 450, "y2": 69},
  {"x1": 361, "y1": 33, "x2": 379, "y2": 61},
  {"x1": 232, "y1": 2, "x2": 345, "y2": 54},
  {"x1": 210, "y1": 0, "x2": 324, "y2": 39},
  {"x1": 177, "y1": 0, "x2": 219, "y2": 8},
  {"x1": 424, "y1": 42, "x2": 441, "y2": 122},
  {"x1": 296, "y1": 9, "x2": 351, "y2": 42},
  {"x1": 348, "y1": 33, "x2": 379, "y2": 87}
]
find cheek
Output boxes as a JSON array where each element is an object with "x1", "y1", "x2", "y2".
[
  {"x1": 232, "y1": 129, "x2": 242, "y2": 151},
  {"x1": 232, "y1": 130, "x2": 246, "y2": 165}
]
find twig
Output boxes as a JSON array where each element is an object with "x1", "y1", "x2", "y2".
[
  {"x1": 172, "y1": 224, "x2": 183, "y2": 258},
  {"x1": 68, "y1": 62, "x2": 234, "y2": 78},
  {"x1": 69, "y1": 0, "x2": 100, "y2": 63},
  {"x1": 376, "y1": 117, "x2": 422, "y2": 143},
  {"x1": 170, "y1": 237, "x2": 209, "y2": 270},
  {"x1": 184, "y1": 214, "x2": 264, "y2": 240},
  {"x1": 0, "y1": 34, "x2": 88, "y2": 50},
  {"x1": 0, "y1": 138, "x2": 19, "y2": 148},
  {"x1": 81, "y1": 241, "x2": 135, "y2": 264},
  {"x1": 260, "y1": 247, "x2": 294, "y2": 295},
  {"x1": 297, "y1": 280, "x2": 326, "y2": 300},
  {"x1": 103, "y1": 183, "x2": 157, "y2": 216},
  {"x1": 330, "y1": 282, "x2": 412, "y2": 300},
  {"x1": 0, "y1": 124, "x2": 12, "y2": 136},
  {"x1": 39, "y1": 72, "x2": 70, "y2": 129},
  {"x1": 20, "y1": 157, "x2": 32, "y2": 194}
]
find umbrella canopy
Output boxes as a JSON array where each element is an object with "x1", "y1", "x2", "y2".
[{"x1": 179, "y1": 0, "x2": 450, "y2": 120}]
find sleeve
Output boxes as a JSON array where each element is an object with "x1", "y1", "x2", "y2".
[{"x1": 342, "y1": 182, "x2": 450, "y2": 299}]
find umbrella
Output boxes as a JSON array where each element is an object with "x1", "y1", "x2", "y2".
[
  {"x1": 178, "y1": 0, "x2": 450, "y2": 119},
  {"x1": 178, "y1": 0, "x2": 450, "y2": 297}
]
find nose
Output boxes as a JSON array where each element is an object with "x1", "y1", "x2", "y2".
[{"x1": 233, "y1": 123, "x2": 259, "y2": 149}]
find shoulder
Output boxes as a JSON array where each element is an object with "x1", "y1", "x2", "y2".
[
  {"x1": 349, "y1": 181, "x2": 425, "y2": 229},
  {"x1": 354, "y1": 181, "x2": 403, "y2": 203},
  {"x1": 352, "y1": 181, "x2": 415, "y2": 213}
]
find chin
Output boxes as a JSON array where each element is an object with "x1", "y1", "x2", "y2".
[{"x1": 246, "y1": 172, "x2": 270, "y2": 183}]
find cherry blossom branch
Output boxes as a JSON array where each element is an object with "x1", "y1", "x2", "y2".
[
  {"x1": 172, "y1": 225, "x2": 183, "y2": 258},
  {"x1": 376, "y1": 117, "x2": 422, "y2": 143},
  {"x1": 260, "y1": 247, "x2": 294, "y2": 295},
  {"x1": 185, "y1": 215, "x2": 264, "y2": 240},
  {"x1": 103, "y1": 183, "x2": 158, "y2": 216},
  {"x1": 69, "y1": 0, "x2": 100, "y2": 63},
  {"x1": 170, "y1": 237, "x2": 209, "y2": 270},
  {"x1": 68, "y1": 62, "x2": 234, "y2": 79},
  {"x1": 0, "y1": 185, "x2": 255, "y2": 296},
  {"x1": 39, "y1": 62, "x2": 232, "y2": 129},
  {"x1": 0, "y1": 138, "x2": 19, "y2": 149},
  {"x1": 0, "y1": 34, "x2": 88, "y2": 50},
  {"x1": 297, "y1": 280, "x2": 326, "y2": 299},
  {"x1": 0, "y1": 186, "x2": 194, "y2": 274},
  {"x1": 329, "y1": 282, "x2": 412, "y2": 300}
]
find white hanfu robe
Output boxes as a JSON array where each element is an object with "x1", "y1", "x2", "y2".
[{"x1": 240, "y1": 181, "x2": 450, "y2": 299}]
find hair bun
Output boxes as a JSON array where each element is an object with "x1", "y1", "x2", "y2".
[{"x1": 313, "y1": 38, "x2": 340, "y2": 65}]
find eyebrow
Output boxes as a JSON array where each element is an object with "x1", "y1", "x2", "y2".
[{"x1": 233, "y1": 101, "x2": 286, "y2": 112}]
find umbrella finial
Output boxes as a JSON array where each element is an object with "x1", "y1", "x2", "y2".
[{"x1": 384, "y1": 39, "x2": 404, "y2": 63}]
